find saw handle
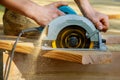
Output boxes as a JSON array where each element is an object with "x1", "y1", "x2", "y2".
[{"x1": 58, "y1": 6, "x2": 77, "y2": 14}]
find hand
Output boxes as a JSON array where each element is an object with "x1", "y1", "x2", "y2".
[
  {"x1": 74, "y1": 0, "x2": 109, "y2": 32},
  {"x1": 31, "y1": 1, "x2": 68, "y2": 26},
  {"x1": 86, "y1": 11, "x2": 109, "y2": 32},
  {"x1": 0, "y1": 0, "x2": 68, "y2": 26}
]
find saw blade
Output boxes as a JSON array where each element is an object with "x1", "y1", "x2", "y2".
[{"x1": 52, "y1": 25, "x2": 94, "y2": 48}]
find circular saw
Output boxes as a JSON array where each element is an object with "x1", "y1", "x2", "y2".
[{"x1": 39, "y1": 6, "x2": 107, "y2": 51}]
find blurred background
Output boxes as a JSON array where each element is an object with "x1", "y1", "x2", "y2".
[{"x1": 0, "y1": 5, "x2": 4, "y2": 24}]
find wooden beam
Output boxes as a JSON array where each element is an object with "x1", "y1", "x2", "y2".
[
  {"x1": 0, "y1": 40, "x2": 34, "y2": 54},
  {"x1": 0, "y1": 39, "x2": 112, "y2": 64}
]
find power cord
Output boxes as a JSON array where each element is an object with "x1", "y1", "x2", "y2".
[{"x1": 4, "y1": 27, "x2": 43, "y2": 80}]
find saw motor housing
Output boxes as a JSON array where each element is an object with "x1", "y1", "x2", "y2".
[{"x1": 41, "y1": 6, "x2": 107, "y2": 51}]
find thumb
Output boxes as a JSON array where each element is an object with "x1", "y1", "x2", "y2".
[{"x1": 52, "y1": 1, "x2": 68, "y2": 8}]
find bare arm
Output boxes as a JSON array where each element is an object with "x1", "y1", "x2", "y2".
[
  {"x1": 74, "y1": 0, "x2": 109, "y2": 32},
  {"x1": 0, "y1": 0, "x2": 36, "y2": 18},
  {"x1": 0, "y1": 0, "x2": 68, "y2": 26}
]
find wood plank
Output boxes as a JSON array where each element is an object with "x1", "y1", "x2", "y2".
[
  {"x1": 0, "y1": 40, "x2": 34, "y2": 54},
  {"x1": 42, "y1": 50, "x2": 111, "y2": 64},
  {"x1": 0, "y1": 39, "x2": 112, "y2": 64}
]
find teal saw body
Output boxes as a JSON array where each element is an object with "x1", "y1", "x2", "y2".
[{"x1": 40, "y1": 6, "x2": 107, "y2": 51}]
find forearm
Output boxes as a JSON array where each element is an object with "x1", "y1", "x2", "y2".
[
  {"x1": 0, "y1": 0, "x2": 41, "y2": 19},
  {"x1": 74, "y1": 0, "x2": 95, "y2": 17}
]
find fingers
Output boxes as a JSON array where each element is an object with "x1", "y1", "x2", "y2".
[
  {"x1": 101, "y1": 16, "x2": 109, "y2": 32},
  {"x1": 57, "y1": 10, "x2": 65, "y2": 16},
  {"x1": 95, "y1": 20, "x2": 108, "y2": 32},
  {"x1": 45, "y1": 1, "x2": 68, "y2": 16},
  {"x1": 52, "y1": 1, "x2": 68, "y2": 16},
  {"x1": 52, "y1": 1, "x2": 68, "y2": 8},
  {"x1": 92, "y1": 18, "x2": 103, "y2": 30},
  {"x1": 92, "y1": 15, "x2": 109, "y2": 32},
  {"x1": 39, "y1": 2, "x2": 68, "y2": 26},
  {"x1": 99, "y1": 15, "x2": 109, "y2": 32}
]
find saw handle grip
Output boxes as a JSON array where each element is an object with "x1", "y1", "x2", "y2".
[{"x1": 58, "y1": 6, "x2": 77, "y2": 14}]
